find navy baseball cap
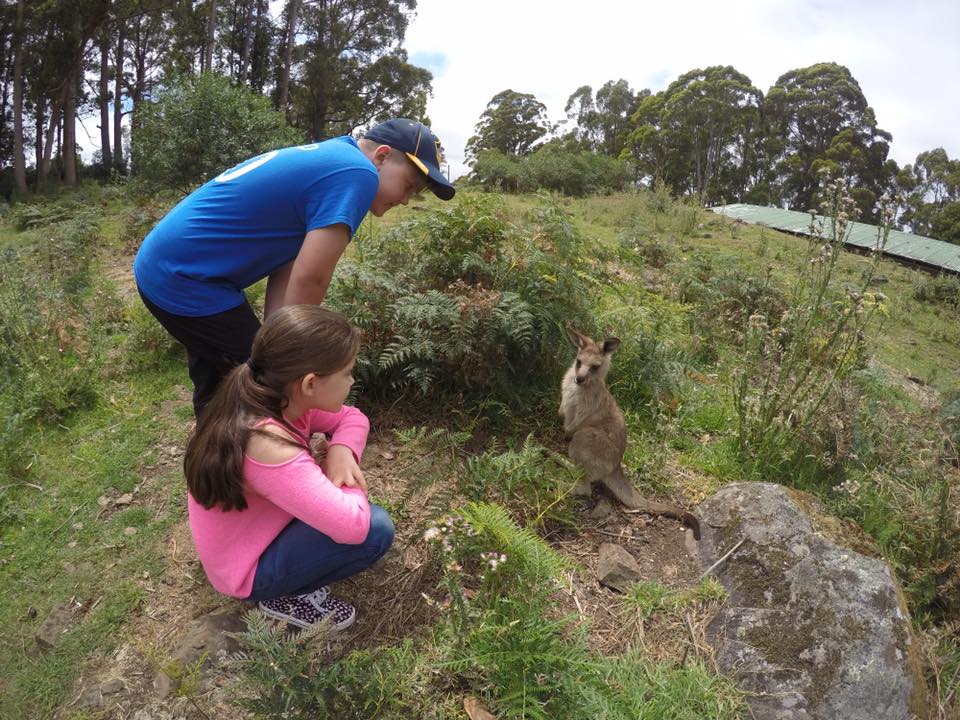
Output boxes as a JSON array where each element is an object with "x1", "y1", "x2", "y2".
[{"x1": 364, "y1": 119, "x2": 456, "y2": 200}]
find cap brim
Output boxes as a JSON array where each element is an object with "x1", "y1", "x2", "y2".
[
  {"x1": 405, "y1": 151, "x2": 456, "y2": 200},
  {"x1": 426, "y1": 169, "x2": 456, "y2": 200}
]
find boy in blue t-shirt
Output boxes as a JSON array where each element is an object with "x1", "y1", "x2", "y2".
[{"x1": 134, "y1": 119, "x2": 455, "y2": 417}]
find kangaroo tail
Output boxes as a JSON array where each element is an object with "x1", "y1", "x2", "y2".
[
  {"x1": 654, "y1": 508, "x2": 701, "y2": 541},
  {"x1": 610, "y1": 471, "x2": 701, "y2": 540}
]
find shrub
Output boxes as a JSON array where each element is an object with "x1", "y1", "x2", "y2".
[
  {"x1": 469, "y1": 147, "x2": 634, "y2": 196},
  {"x1": 524, "y1": 145, "x2": 633, "y2": 196},
  {"x1": 7, "y1": 200, "x2": 74, "y2": 230},
  {"x1": 912, "y1": 273, "x2": 960, "y2": 308},
  {"x1": 731, "y1": 176, "x2": 893, "y2": 471},
  {"x1": 117, "y1": 200, "x2": 173, "y2": 254},
  {"x1": 0, "y1": 225, "x2": 120, "y2": 475},
  {"x1": 619, "y1": 223, "x2": 678, "y2": 268},
  {"x1": 326, "y1": 194, "x2": 600, "y2": 412},
  {"x1": 676, "y1": 257, "x2": 788, "y2": 344},
  {"x1": 468, "y1": 149, "x2": 525, "y2": 192},
  {"x1": 131, "y1": 73, "x2": 304, "y2": 191}
]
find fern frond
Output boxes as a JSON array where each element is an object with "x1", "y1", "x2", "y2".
[{"x1": 461, "y1": 502, "x2": 571, "y2": 586}]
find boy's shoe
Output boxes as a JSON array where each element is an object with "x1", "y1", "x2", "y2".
[{"x1": 258, "y1": 586, "x2": 356, "y2": 631}]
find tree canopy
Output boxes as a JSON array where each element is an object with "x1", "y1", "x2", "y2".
[
  {"x1": 0, "y1": 0, "x2": 431, "y2": 196},
  {"x1": 467, "y1": 62, "x2": 958, "y2": 244},
  {"x1": 465, "y1": 90, "x2": 550, "y2": 161}
]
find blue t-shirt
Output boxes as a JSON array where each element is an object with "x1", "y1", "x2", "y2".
[{"x1": 133, "y1": 136, "x2": 379, "y2": 316}]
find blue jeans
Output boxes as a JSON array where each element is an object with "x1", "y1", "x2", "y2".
[{"x1": 247, "y1": 505, "x2": 394, "y2": 601}]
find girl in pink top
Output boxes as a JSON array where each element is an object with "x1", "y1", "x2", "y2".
[{"x1": 182, "y1": 305, "x2": 393, "y2": 630}]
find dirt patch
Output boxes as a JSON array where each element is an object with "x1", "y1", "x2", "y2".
[
  {"x1": 549, "y1": 495, "x2": 710, "y2": 662},
  {"x1": 101, "y1": 261, "x2": 137, "y2": 304}
]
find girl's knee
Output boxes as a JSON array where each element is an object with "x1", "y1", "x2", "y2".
[{"x1": 366, "y1": 505, "x2": 395, "y2": 555}]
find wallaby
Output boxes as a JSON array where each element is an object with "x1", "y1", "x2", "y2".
[{"x1": 559, "y1": 324, "x2": 700, "y2": 540}]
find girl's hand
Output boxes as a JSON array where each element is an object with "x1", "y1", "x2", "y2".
[{"x1": 322, "y1": 444, "x2": 367, "y2": 492}]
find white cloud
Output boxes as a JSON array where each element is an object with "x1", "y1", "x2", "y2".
[{"x1": 406, "y1": 0, "x2": 960, "y2": 180}]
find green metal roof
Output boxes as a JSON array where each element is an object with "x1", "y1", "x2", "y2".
[{"x1": 710, "y1": 203, "x2": 960, "y2": 275}]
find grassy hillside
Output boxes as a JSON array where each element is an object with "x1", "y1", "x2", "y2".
[{"x1": 0, "y1": 183, "x2": 957, "y2": 718}]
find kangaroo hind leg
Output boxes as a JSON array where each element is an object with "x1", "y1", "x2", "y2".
[{"x1": 600, "y1": 466, "x2": 646, "y2": 508}]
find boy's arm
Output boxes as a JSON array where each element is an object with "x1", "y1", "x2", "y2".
[
  {"x1": 264, "y1": 261, "x2": 293, "y2": 319},
  {"x1": 282, "y1": 224, "x2": 351, "y2": 306}
]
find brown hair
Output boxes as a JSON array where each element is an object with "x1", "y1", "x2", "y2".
[{"x1": 183, "y1": 305, "x2": 360, "y2": 511}]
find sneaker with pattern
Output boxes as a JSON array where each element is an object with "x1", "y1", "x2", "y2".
[{"x1": 258, "y1": 585, "x2": 356, "y2": 631}]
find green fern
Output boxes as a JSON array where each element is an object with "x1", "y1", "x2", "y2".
[{"x1": 461, "y1": 502, "x2": 572, "y2": 588}]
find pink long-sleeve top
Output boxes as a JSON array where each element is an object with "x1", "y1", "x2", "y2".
[{"x1": 187, "y1": 405, "x2": 371, "y2": 598}]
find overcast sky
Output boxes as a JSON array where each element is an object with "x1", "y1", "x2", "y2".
[{"x1": 403, "y1": 0, "x2": 960, "y2": 180}]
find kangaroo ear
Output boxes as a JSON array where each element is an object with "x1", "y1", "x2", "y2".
[
  {"x1": 602, "y1": 337, "x2": 621, "y2": 354},
  {"x1": 565, "y1": 322, "x2": 584, "y2": 348}
]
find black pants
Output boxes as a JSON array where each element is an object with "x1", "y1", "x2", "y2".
[{"x1": 138, "y1": 288, "x2": 261, "y2": 417}]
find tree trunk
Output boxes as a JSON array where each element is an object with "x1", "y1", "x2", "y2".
[
  {"x1": 12, "y1": 0, "x2": 27, "y2": 194},
  {"x1": 34, "y1": 99, "x2": 44, "y2": 173},
  {"x1": 238, "y1": 0, "x2": 254, "y2": 85},
  {"x1": 1, "y1": 48, "x2": 9, "y2": 157},
  {"x1": 113, "y1": 23, "x2": 124, "y2": 171},
  {"x1": 129, "y1": 22, "x2": 146, "y2": 148},
  {"x1": 63, "y1": 65, "x2": 78, "y2": 185},
  {"x1": 38, "y1": 87, "x2": 65, "y2": 186},
  {"x1": 99, "y1": 30, "x2": 112, "y2": 173},
  {"x1": 204, "y1": 0, "x2": 217, "y2": 72},
  {"x1": 278, "y1": 0, "x2": 299, "y2": 113},
  {"x1": 249, "y1": 0, "x2": 267, "y2": 90},
  {"x1": 56, "y1": 110, "x2": 63, "y2": 180}
]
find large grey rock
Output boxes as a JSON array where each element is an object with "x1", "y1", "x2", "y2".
[{"x1": 697, "y1": 482, "x2": 927, "y2": 720}]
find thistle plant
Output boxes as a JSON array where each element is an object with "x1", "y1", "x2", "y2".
[
  {"x1": 423, "y1": 512, "x2": 510, "y2": 637},
  {"x1": 732, "y1": 171, "x2": 894, "y2": 470}
]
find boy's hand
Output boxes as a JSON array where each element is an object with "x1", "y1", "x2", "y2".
[{"x1": 322, "y1": 444, "x2": 367, "y2": 492}]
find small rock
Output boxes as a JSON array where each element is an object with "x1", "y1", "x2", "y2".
[
  {"x1": 27, "y1": 606, "x2": 37, "y2": 619},
  {"x1": 100, "y1": 678, "x2": 125, "y2": 695},
  {"x1": 77, "y1": 686, "x2": 105, "y2": 709},
  {"x1": 123, "y1": 527, "x2": 138, "y2": 536},
  {"x1": 156, "y1": 607, "x2": 246, "y2": 698},
  {"x1": 380, "y1": 450, "x2": 395, "y2": 460},
  {"x1": 597, "y1": 543, "x2": 643, "y2": 592},
  {"x1": 36, "y1": 602, "x2": 78, "y2": 649},
  {"x1": 97, "y1": 495, "x2": 111, "y2": 507},
  {"x1": 115, "y1": 494, "x2": 134, "y2": 507},
  {"x1": 464, "y1": 695, "x2": 497, "y2": 720}
]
